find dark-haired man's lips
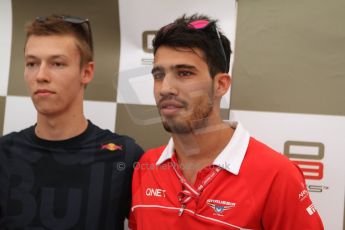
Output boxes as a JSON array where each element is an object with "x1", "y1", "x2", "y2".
[{"x1": 159, "y1": 101, "x2": 184, "y2": 116}]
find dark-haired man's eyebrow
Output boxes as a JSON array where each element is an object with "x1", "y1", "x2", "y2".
[
  {"x1": 151, "y1": 66, "x2": 164, "y2": 75},
  {"x1": 173, "y1": 64, "x2": 197, "y2": 71},
  {"x1": 152, "y1": 64, "x2": 198, "y2": 75}
]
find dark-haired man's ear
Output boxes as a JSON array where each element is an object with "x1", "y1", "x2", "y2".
[{"x1": 214, "y1": 73, "x2": 231, "y2": 97}]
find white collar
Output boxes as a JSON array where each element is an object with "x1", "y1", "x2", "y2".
[{"x1": 156, "y1": 121, "x2": 250, "y2": 175}]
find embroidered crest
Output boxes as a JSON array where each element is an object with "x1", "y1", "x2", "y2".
[{"x1": 206, "y1": 199, "x2": 235, "y2": 216}]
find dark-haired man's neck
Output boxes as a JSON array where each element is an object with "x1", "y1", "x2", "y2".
[{"x1": 172, "y1": 120, "x2": 234, "y2": 184}]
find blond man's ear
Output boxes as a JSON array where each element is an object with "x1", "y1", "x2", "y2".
[{"x1": 81, "y1": 61, "x2": 94, "y2": 86}]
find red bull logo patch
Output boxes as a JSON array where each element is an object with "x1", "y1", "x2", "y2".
[{"x1": 101, "y1": 143, "x2": 123, "y2": 151}]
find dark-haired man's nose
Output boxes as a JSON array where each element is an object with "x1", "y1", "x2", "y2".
[{"x1": 159, "y1": 74, "x2": 178, "y2": 96}]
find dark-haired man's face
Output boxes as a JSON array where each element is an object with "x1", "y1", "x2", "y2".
[{"x1": 152, "y1": 46, "x2": 217, "y2": 134}]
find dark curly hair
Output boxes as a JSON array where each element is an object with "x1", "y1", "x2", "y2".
[{"x1": 153, "y1": 14, "x2": 231, "y2": 77}]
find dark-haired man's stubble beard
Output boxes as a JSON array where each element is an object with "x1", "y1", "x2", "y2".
[{"x1": 161, "y1": 95, "x2": 214, "y2": 134}]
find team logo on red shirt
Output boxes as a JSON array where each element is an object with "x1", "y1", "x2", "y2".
[
  {"x1": 206, "y1": 199, "x2": 235, "y2": 216},
  {"x1": 306, "y1": 204, "x2": 317, "y2": 216}
]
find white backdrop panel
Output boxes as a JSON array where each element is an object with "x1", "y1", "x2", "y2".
[
  {"x1": 0, "y1": 0, "x2": 12, "y2": 96},
  {"x1": 230, "y1": 109, "x2": 345, "y2": 230},
  {"x1": 3, "y1": 96, "x2": 36, "y2": 134},
  {"x1": 84, "y1": 100, "x2": 117, "y2": 132},
  {"x1": 117, "y1": 0, "x2": 237, "y2": 107}
]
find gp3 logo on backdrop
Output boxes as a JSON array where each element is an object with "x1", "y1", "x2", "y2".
[
  {"x1": 142, "y1": 31, "x2": 156, "y2": 53},
  {"x1": 284, "y1": 141, "x2": 329, "y2": 193},
  {"x1": 141, "y1": 31, "x2": 156, "y2": 65}
]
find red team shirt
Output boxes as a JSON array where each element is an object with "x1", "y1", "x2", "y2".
[{"x1": 129, "y1": 122, "x2": 324, "y2": 230}]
